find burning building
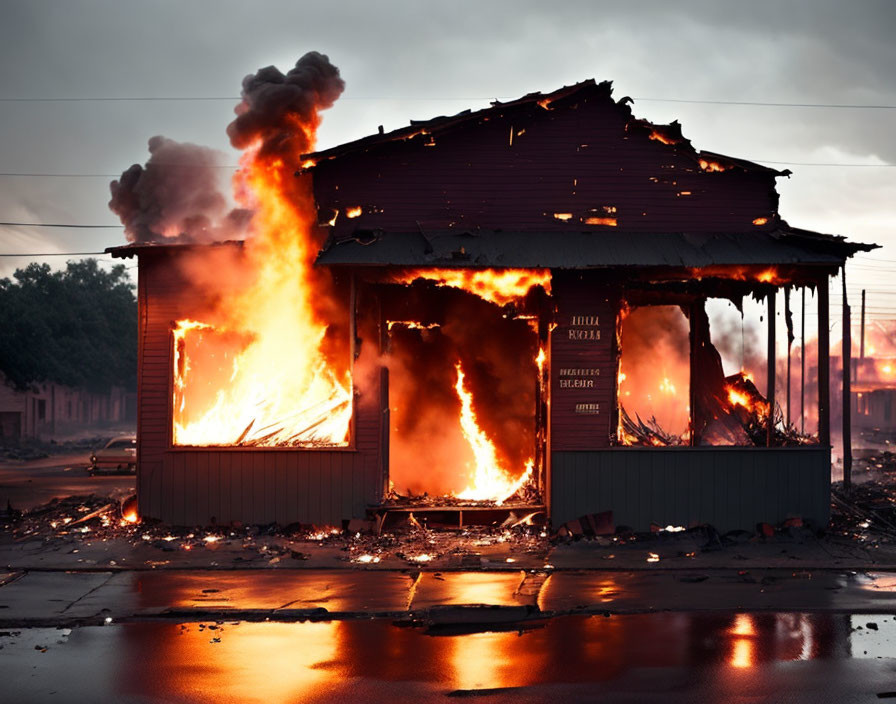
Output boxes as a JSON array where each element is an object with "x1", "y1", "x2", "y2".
[{"x1": 109, "y1": 71, "x2": 874, "y2": 531}]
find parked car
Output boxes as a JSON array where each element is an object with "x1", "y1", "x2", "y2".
[{"x1": 89, "y1": 435, "x2": 136, "y2": 474}]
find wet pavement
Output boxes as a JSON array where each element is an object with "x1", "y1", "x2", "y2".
[
  {"x1": 3, "y1": 568, "x2": 896, "y2": 626},
  {"x1": 0, "y1": 452, "x2": 134, "y2": 512},
  {"x1": 2, "y1": 612, "x2": 896, "y2": 702}
]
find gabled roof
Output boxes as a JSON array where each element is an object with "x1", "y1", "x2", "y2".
[{"x1": 303, "y1": 79, "x2": 786, "y2": 177}]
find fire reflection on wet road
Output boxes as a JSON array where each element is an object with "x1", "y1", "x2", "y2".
[{"x1": 2, "y1": 612, "x2": 894, "y2": 703}]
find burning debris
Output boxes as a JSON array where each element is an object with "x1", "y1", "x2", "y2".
[{"x1": 618, "y1": 301, "x2": 813, "y2": 447}]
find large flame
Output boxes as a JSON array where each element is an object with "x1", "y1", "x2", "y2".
[
  {"x1": 453, "y1": 363, "x2": 532, "y2": 504},
  {"x1": 394, "y1": 269, "x2": 551, "y2": 306},
  {"x1": 172, "y1": 150, "x2": 352, "y2": 447}
]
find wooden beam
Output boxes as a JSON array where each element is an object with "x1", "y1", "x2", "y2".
[
  {"x1": 818, "y1": 277, "x2": 831, "y2": 446},
  {"x1": 689, "y1": 300, "x2": 700, "y2": 447}
]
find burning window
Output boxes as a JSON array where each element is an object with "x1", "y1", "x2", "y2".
[
  {"x1": 385, "y1": 270, "x2": 549, "y2": 505},
  {"x1": 617, "y1": 306, "x2": 690, "y2": 445}
]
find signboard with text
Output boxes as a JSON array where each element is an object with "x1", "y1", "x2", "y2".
[{"x1": 550, "y1": 275, "x2": 618, "y2": 450}]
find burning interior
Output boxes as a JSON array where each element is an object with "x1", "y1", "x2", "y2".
[{"x1": 109, "y1": 64, "x2": 876, "y2": 530}]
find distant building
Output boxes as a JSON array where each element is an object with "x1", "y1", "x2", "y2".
[{"x1": 0, "y1": 371, "x2": 135, "y2": 442}]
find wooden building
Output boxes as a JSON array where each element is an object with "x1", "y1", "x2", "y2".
[{"x1": 110, "y1": 80, "x2": 873, "y2": 531}]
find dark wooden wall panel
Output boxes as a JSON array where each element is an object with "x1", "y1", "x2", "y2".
[
  {"x1": 313, "y1": 91, "x2": 779, "y2": 238},
  {"x1": 551, "y1": 447, "x2": 831, "y2": 533},
  {"x1": 134, "y1": 249, "x2": 383, "y2": 527}
]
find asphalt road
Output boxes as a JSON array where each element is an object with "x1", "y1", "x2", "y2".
[
  {"x1": 0, "y1": 452, "x2": 135, "y2": 512},
  {"x1": 2, "y1": 613, "x2": 895, "y2": 703}
]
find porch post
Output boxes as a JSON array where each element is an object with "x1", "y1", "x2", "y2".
[
  {"x1": 818, "y1": 277, "x2": 831, "y2": 446},
  {"x1": 689, "y1": 299, "x2": 700, "y2": 447},
  {"x1": 767, "y1": 290, "x2": 776, "y2": 447}
]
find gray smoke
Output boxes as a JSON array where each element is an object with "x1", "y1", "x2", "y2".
[
  {"x1": 109, "y1": 135, "x2": 251, "y2": 244},
  {"x1": 227, "y1": 51, "x2": 344, "y2": 159}
]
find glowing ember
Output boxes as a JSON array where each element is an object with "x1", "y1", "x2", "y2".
[
  {"x1": 648, "y1": 130, "x2": 679, "y2": 145},
  {"x1": 410, "y1": 554, "x2": 433, "y2": 563},
  {"x1": 584, "y1": 217, "x2": 618, "y2": 226},
  {"x1": 553, "y1": 212, "x2": 574, "y2": 221},
  {"x1": 647, "y1": 552, "x2": 660, "y2": 563},
  {"x1": 346, "y1": 206, "x2": 362, "y2": 218},
  {"x1": 121, "y1": 510, "x2": 138, "y2": 525},
  {"x1": 454, "y1": 363, "x2": 533, "y2": 505},
  {"x1": 752, "y1": 217, "x2": 769, "y2": 226},
  {"x1": 699, "y1": 158, "x2": 729, "y2": 172},
  {"x1": 689, "y1": 266, "x2": 787, "y2": 286},
  {"x1": 395, "y1": 268, "x2": 551, "y2": 307}
]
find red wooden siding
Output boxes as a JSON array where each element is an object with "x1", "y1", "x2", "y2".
[
  {"x1": 549, "y1": 273, "x2": 619, "y2": 450},
  {"x1": 312, "y1": 90, "x2": 778, "y2": 238},
  {"x1": 136, "y1": 249, "x2": 382, "y2": 526}
]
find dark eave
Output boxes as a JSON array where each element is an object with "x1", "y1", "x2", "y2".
[
  {"x1": 106, "y1": 240, "x2": 244, "y2": 259},
  {"x1": 315, "y1": 225, "x2": 875, "y2": 270}
]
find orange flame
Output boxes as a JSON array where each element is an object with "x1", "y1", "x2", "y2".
[
  {"x1": 395, "y1": 269, "x2": 551, "y2": 307},
  {"x1": 584, "y1": 217, "x2": 618, "y2": 226},
  {"x1": 689, "y1": 266, "x2": 786, "y2": 286},
  {"x1": 346, "y1": 206, "x2": 362, "y2": 218},
  {"x1": 172, "y1": 140, "x2": 352, "y2": 447},
  {"x1": 699, "y1": 158, "x2": 729, "y2": 172},
  {"x1": 453, "y1": 363, "x2": 532, "y2": 504},
  {"x1": 648, "y1": 129, "x2": 679, "y2": 145}
]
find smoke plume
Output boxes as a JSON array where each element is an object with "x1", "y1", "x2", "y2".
[
  {"x1": 109, "y1": 136, "x2": 251, "y2": 244},
  {"x1": 227, "y1": 51, "x2": 344, "y2": 159}
]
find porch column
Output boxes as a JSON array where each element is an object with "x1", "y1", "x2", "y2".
[
  {"x1": 767, "y1": 290, "x2": 776, "y2": 447},
  {"x1": 818, "y1": 277, "x2": 831, "y2": 446}
]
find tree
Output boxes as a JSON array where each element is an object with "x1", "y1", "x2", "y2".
[{"x1": 0, "y1": 259, "x2": 137, "y2": 392}]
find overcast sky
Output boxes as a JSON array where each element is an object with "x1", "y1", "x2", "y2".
[{"x1": 1, "y1": 0, "x2": 894, "y2": 320}]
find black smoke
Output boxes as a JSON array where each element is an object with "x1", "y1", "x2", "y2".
[
  {"x1": 109, "y1": 136, "x2": 251, "y2": 244},
  {"x1": 227, "y1": 51, "x2": 345, "y2": 159}
]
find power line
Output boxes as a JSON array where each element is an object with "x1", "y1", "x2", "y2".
[
  {"x1": 0, "y1": 222, "x2": 121, "y2": 229},
  {"x1": 0, "y1": 251, "x2": 109, "y2": 257},
  {"x1": 631, "y1": 97, "x2": 896, "y2": 110},
  {"x1": 1, "y1": 94, "x2": 895, "y2": 109}
]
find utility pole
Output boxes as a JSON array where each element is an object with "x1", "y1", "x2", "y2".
[{"x1": 842, "y1": 273, "x2": 852, "y2": 491}]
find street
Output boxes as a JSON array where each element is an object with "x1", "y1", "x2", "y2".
[
  {"x1": 2, "y1": 612, "x2": 896, "y2": 703},
  {"x1": 0, "y1": 453, "x2": 135, "y2": 512}
]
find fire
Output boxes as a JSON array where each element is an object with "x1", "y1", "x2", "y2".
[
  {"x1": 553, "y1": 212, "x2": 573, "y2": 221},
  {"x1": 584, "y1": 217, "x2": 618, "y2": 226},
  {"x1": 699, "y1": 158, "x2": 729, "y2": 172},
  {"x1": 395, "y1": 268, "x2": 551, "y2": 307},
  {"x1": 453, "y1": 363, "x2": 532, "y2": 505},
  {"x1": 346, "y1": 206, "x2": 362, "y2": 218},
  {"x1": 659, "y1": 377, "x2": 676, "y2": 395},
  {"x1": 689, "y1": 265, "x2": 786, "y2": 286},
  {"x1": 171, "y1": 66, "x2": 353, "y2": 448},
  {"x1": 648, "y1": 129, "x2": 679, "y2": 145},
  {"x1": 727, "y1": 387, "x2": 751, "y2": 408},
  {"x1": 752, "y1": 217, "x2": 769, "y2": 226},
  {"x1": 536, "y1": 347, "x2": 546, "y2": 374}
]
